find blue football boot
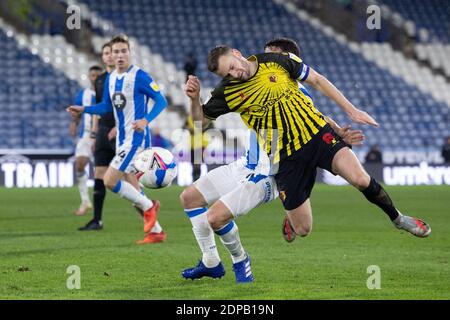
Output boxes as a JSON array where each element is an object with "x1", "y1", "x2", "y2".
[
  {"x1": 182, "y1": 260, "x2": 225, "y2": 280},
  {"x1": 232, "y1": 254, "x2": 254, "y2": 283}
]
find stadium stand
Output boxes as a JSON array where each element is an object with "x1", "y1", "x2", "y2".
[
  {"x1": 0, "y1": 0, "x2": 449, "y2": 153},
  {"x1": 372, "y1": 0, "x2": 450, "y2": 78},
  {"x1": 76, "y1": 0, "x2": 450, "y2": 151},
  {"x1": 376, "y1": 0, "x2": 449, "y2": 43},
  {"x1": 0, "y1": 20, "x2": 79, "y2": 150}
]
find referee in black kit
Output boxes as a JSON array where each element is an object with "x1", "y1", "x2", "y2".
[{"x1": 78, "y1": 42, "x2": 116, "y2": 231}]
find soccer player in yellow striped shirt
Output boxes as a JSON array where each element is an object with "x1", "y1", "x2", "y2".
[{"x1": 189, "y1": 45, "x2": 431, "y2": 240}]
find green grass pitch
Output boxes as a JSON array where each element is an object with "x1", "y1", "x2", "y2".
[{"x1": 0, "y1": 185, "x2": 449, "y2": 299}]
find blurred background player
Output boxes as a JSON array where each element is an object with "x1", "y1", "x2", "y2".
[
  {"x1": 365, "y1": 144, "x2": 383, "y2": 164},
  {"x1": 78, "y1": 42, "x2": 116, "y2": 231},
  {"x1": 68, "y1": 35, "x2": 168, "y2": 244},
  {"x1": 184, "y1": 115, "x2": 210, "y2": 181},
  {"x1": 70, "y1": 65, "x2": 102, "y2": 216},
  {"x1": 442, "y1": 136, "x2": 450, "y2": 164}
]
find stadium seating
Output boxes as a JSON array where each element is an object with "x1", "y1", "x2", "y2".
[
  {"x1": 0, "y1": 27, "x2": 80, "y2": 150},
  {"x1": 76, "y1": 0, "x2": 450, "y2": 151},
  {"x1": 1, "y1": 0, "x2": 449, "y2": 152},
  {"x1": 374, "y1": 0, "x2": 450, "y2": 78},
  {"x1": 376, "y1": 0, "x2": 449, "y2": 43}
]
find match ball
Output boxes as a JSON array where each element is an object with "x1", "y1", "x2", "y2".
[{"x1": 133, "y1": 147, "x2": 177, "y2": 189}]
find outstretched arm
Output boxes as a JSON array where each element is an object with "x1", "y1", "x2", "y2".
[
  {"x1": 304, "y1": 68, "x2": 379, "y2": 127},
  {"x1": 67, "y1": 100, "x2": 112, "y2": 118},
  {"x1": 67, "y1": 75, "x2": 113, "y2": 118}
]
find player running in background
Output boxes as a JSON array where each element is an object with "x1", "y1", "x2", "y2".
[
  {"x1": 200, "y1": 45, "x2": 431, "y2": 247},
  {"x1": 78, "y1": 42, "x2": 116, "y2": 231},
  {"x1": 67, "y1": 35, "x2": 168, "y2": 243},
  {"x1": 70, "y1": 65, "x2": 102, "y2": 216},
  {"x1": 180, "y1": 39, "x2": 365, "y2": 282}
]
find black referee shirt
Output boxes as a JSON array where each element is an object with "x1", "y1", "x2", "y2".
[{"x1": 94, "y1": 71, "x2": 115, "y2": 130}]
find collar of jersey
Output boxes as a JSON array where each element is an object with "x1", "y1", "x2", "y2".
[
  {"x1": 116, "y1": 65, "x2": 134, "y2": 78},
  {"x1": 245, "y1": 55, "x2": 259, "y2": 81}
]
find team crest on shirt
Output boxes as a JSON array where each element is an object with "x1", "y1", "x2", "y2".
[
  {"x1": 112, "y1": 92, "x2": 127, "y2": 110},
  {"x1": 279, "y1": 191, "x2": 287, "y2": 202}
]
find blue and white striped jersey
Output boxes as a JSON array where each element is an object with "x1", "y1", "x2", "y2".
[
  {"x1": 84, "y1": 65, "x2": 167, "y2": 150},
  {"x1": 74, "y1": 88, "x2": 96, "y2": 139}
]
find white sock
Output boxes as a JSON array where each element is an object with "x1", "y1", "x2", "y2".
[
  {"x1": 113, "y1": 180, "x2": 153, "y2": 211},
  {"x1": 77, "y1": 171, "x2": 90, "y2": 204},
  {"x1": 185, "y1": 207, "x2": 220, "y2": 268},
  {"x1": 150, "y1": 221, "x2": 163, "y2": 233},
  {"x1": 215, "y1": 221, "x2": 246, "y2": 264}
]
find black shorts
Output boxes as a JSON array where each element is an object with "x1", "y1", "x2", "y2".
[
  {"x1": 274, "y1": 124, "x2": 350, "y2": 210},
  {"x1": 94, "y1": 128, "x2": 116, "y2": 167}
]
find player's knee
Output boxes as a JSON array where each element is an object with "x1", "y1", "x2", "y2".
[
  {"x1": 76, "y1": 162, "x2": 85, "y2": 173},
  {"x1": 296, "y1": 224, "x2": 312, "y2": 237},
  {"x1": 180, "y1": 188, "x2": 196, "y2": 209},
  {"x1": 351, "y1": 174, "x2": 371, "y2": 191},
  {"x1": 103, "y1": 177, "x2": 116, "y2": 191},
  {"x1": 179, "y1": 189, "x2": 191, "y2": 208},
  {"x1": 207, "y1": 210, "x2": 224, "y2": 231}
]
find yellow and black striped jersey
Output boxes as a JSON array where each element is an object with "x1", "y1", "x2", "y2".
[{"x1": 202, "y1": 52, "x2": 327, "y2": 163}]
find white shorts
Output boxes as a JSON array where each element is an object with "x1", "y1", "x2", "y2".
[
  {"x1": 109, "y1": 144, "x2": 144, "y2": 174},
  {"x1": 221, "y1": 174, "x2": 279, "y2": 218},
  {"x1": 75, "y1": 137, "x2": 93, "y2": 158},
  {"x1": 194, "y1": 161, "x2": 279, "y2": 217}
]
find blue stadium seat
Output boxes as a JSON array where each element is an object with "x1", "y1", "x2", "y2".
[
  {"x1": 378, "y1": 0, "x2": 449, "y2": 43},
  {"x1": 3, "y1": 0, "x2": 448, "y2": 151},
  {"x1": 0, "y1": 30, "x2": 80, "y2": 150}
]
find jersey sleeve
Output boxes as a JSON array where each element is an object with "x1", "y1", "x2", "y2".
[
  {"x1": 74, "y1": 90, "x2": 83, "y2": 105},
  {"x1": 84, "y1": 74, "x2": 113, "y2": 115},
  {"x1": 202, "y1": 85, "x2": 229, "y2": 120},
  {"x1": 136, "y1": 70, "x2": 168, "y2": 123},
  {"x1": 136, "y1": 70, "x2": 164, "y2": 100},
  {"x1": 276, "y1": 52, "x2": 310, "y2": 82}
]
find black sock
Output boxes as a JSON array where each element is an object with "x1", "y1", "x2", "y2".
[
  {"x1": 93, "y1": 179, "x2": 106, "y2": 222},
  {"x1": 361, "y1": 177, "x2": 400, "y2": 221}
]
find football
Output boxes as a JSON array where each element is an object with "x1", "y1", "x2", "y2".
[{"x1": 133, "y1": 147, "x2": 177, "y2": 189}]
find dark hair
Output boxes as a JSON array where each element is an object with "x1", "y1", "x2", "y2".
[
  {"x1": 101, "y1": 42, "x2": 111, "y2": 52},
  {"x1": 89, "y1": 65, "x2": 103, "y2": 72},
  {"x1": 207, "y1": 45, "x2": 232, "y2": 72},
  {"x1": 110, "y1": 34, "x2": 130, "y2": 50},
  {"x1": 264, "y1": 37, "x2": 300, "y2": 56}
]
